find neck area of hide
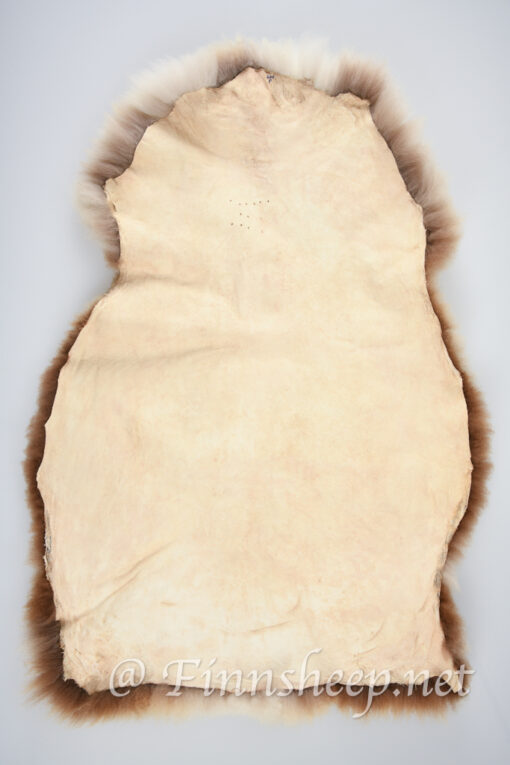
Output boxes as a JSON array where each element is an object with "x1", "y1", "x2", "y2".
[{"x1": 37, "y1": 68, "x2": 472, "y2": 694}]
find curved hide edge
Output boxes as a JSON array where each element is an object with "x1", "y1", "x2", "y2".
[{"x1": 24, "y1": 38, "x2": 491, "y2": 722}]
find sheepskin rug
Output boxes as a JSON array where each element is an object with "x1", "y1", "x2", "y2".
[{"x1": 25, "y1": 39, "x2": 490, "y2": 721}]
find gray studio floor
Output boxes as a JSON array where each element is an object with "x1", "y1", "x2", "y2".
[{"x1": 1, "y1": 1, "x2": 508, "y2": 763}]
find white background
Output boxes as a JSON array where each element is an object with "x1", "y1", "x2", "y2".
[{"x1": 1, "y1": 1, "x2": 508, "y2": 762}]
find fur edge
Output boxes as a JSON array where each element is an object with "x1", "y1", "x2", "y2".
[{"x1": 25, "y1": 38, "x2": 491, "y2": 722}]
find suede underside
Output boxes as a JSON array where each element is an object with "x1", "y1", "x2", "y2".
[{"x1": 37, "y1": 69, "x2": 472, "y2": 694}]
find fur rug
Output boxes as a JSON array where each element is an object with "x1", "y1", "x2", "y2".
[{"x1": 24, "y1": 38, "x2": 490, "y2": 722}]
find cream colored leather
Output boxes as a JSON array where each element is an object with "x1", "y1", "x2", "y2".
[{"x1": 38, "y1": 68, "x2": 472, "y2": 694}]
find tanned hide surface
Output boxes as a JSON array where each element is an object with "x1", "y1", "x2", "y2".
[{"x1": 37, "y1": 69, "x2": 471, "y2": 695}]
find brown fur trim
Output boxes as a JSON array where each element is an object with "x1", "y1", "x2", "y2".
[{"x1": 25, "y1": 40, "x2": 491, "y2": 721}]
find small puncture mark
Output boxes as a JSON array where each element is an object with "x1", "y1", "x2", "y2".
[{"x1": 266, "y1": 74, "x2": 275, "y2": 82}]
